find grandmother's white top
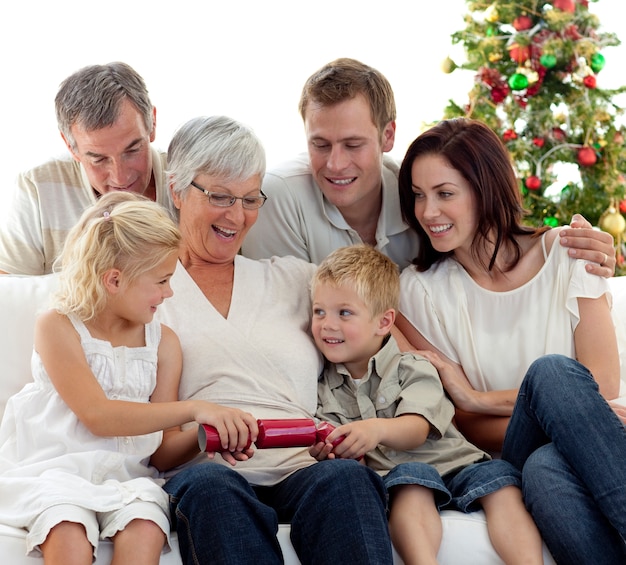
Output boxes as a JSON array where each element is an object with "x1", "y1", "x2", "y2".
[{"x1": 157, "y1": 255, "x2": 322, "y2": 486}]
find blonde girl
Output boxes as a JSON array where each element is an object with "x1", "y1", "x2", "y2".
[{"x1": 0, "y1": 192, "x2": 257, "y2": 565}]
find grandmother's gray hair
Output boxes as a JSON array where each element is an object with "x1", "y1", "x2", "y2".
[{"x1": 167, "y1": 116, "x2": 266, "y2": 198}]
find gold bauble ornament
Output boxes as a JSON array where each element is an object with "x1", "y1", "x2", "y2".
[
  {"x1": 485, "y1": 5, "x2": 498, "y2": 22},
  {"x1": 599, "y1": 203, "x2": 626, "y2": 239},
  {"x1": 441, "y1": 56, "x2": 457, "y2": 74}
]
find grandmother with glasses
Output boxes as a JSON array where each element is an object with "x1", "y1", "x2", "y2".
[{"x1": 153, "y1": 116, "x2": 393, "y2": 565}]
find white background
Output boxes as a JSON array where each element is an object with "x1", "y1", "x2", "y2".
[{"x1": 0, "y1": 0, "x2": 623, "y2": 208}]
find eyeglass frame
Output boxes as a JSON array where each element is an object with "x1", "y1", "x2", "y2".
[{"x1": 190, "y1": 180, "x2": 268, "y2": 210}]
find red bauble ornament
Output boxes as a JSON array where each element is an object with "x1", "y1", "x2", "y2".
[
  {"x1": 491, "y1": 86, "x2": 509, "y2": 103},
  {"x1": 513, "y1": 15, "x2": 533, "y2": 31},
  {"x1": 552, "y1": 127, "x2": 567, "y2": 141},
  {"x1": 583, "y1": 75, "x2": 597, "y2": 89},
  {"x1": 508, "y1": 44, "x2": 531, "y2": 64},
  {"x1": 619, "y1": 199, "x2": 626, "y2": 215},
  {"x1": 478, "y1": 67, "x2": 503, "y2": 88},
  {"x1": 533, "y1": 137, "x2": 545, "y2": 148},
  {"x1": 564, "y1": 24, "x2": 581, "y2": 40},
  {"x1": 577, "y1": 147, "x2": 597, "y2": 167},
  {"x1": 503, "y1": 129, "x2": 517, "y2": 142},
  {"x1": 525, "y1": 176, "x2": 542, "y2": 190},
  {"x1": 553, "y1": 0, "x2": 576, "y2": 13},
  {"x1": 526, "y1": 81, "x2": 543, "y2": 97}
]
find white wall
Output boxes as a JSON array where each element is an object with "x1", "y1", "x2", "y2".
[{"x1": 1, "y1": 0, "x2": 623, "y2": 207}]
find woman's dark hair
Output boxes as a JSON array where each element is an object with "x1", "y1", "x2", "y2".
[{"x1": 398, "y1": 118, "x2": 543, "y2": 272}]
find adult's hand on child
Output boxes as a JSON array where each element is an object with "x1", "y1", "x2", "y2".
[
  {"x1": 417, "y1": 350, "x2": 477, "y2": 412},
  {"x1": 559, "y1": 214, "x2": 616, "y2": 277}
]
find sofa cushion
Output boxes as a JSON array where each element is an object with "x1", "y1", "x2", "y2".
[{"x1": 0, "y1": 274, "x2": 59, "y2": 419}]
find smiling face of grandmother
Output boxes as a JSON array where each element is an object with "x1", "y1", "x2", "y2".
[{"x1": 166, "y1": 116, "x2": 267, "y2": 266}]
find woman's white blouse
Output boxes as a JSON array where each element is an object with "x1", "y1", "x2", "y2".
[{"x1": 399, "y1": 233, "x2": 611, "y2": 392}]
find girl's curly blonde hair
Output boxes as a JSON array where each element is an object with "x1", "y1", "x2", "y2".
[{"x1": 54, "y1": 192, "x2": 181, "y2": 321}]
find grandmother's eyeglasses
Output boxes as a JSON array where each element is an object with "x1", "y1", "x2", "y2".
[{"x1": 190, "y1": 181, "x2": 267, "y2": 210}]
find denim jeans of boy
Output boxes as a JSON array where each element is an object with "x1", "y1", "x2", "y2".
[
  {"x1": 164, "y1": 458, "x2": 392, "y2": 565},
  {"x1": 502, "y1": 354, "x2": 626, "y2": 564}
]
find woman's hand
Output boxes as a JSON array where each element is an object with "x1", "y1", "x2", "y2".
[
  {"x1": 308, "y1": 441, "x2": 336, "y2": 461},
  {"x1": 416, "y1": 349, "x2": 477, "y2": 411},
  {"x1": 216, "y1": 447, "x2": 256, "y2": 466},
  {"x1": 559, "y1": 214, "x2": 616, "y2": 277}
]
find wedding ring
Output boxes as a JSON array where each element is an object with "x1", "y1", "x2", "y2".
[{"x1": 601, "y1": 252, "x2": 608, "y2": 266}]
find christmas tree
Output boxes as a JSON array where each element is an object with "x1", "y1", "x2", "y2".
[{"x1": 442, "y1": 0, "x2": 626, "y2": 269}]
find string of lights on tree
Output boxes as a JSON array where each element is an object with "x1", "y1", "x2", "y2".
[{"x1": 441, "y1": 0, "x2": 626, "y2": 269}]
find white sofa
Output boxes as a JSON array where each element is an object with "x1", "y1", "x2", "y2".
[{"x1": 10, "y1": 275, "x2": 626, "y2": 563}]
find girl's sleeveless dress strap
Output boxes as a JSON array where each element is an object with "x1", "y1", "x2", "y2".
[
  {"x1": 66, "y1": 313, "x2": 92, "y2": 342},
  {"x1": 144, "y1": 319, "x2": 162, "y2": 349}
]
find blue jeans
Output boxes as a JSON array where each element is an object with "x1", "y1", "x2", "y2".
[
  {"x1": 164, "y1": 458, "x2": 392, "y2": 565},
  {"x1": 384, "y1": 459, "x2": 520, "y2": 512},
  {"x1": 501, "y1": 354, "x2": 626, "y2": 564}
]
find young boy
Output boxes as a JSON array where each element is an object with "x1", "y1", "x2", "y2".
[{"x1": 309, "y1": 244, "x2": 543, "y2": 565}]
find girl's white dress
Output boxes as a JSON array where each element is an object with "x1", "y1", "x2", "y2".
[{"x1": 0, "y1": 314, "x2": 169, "y2": 548}]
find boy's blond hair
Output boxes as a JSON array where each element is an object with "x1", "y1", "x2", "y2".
[
  {"x1": 54, "y1": 192, "x2": 181, "y2": 321},
  {"x1": 312, "y1": 244, "x2": 399, "y2": 317}
]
